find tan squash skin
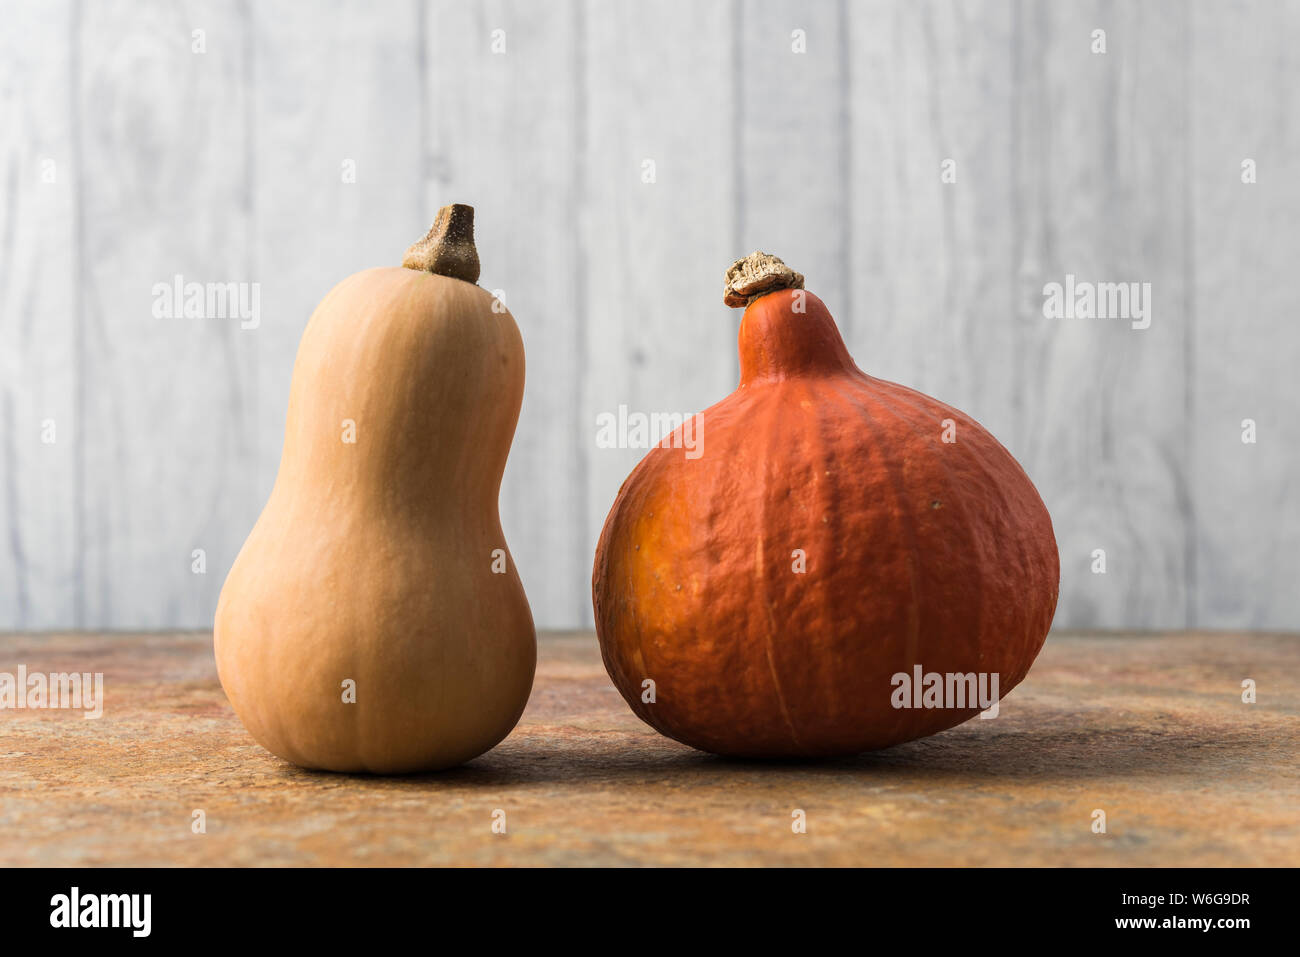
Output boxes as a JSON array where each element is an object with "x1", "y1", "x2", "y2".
[{"x1": 215, "y1": 216, "x2": 535, "y2": 773}]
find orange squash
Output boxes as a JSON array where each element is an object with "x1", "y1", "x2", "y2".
[{"x1": 592, "y1": 252, "x2": 1059, "y2": 757}]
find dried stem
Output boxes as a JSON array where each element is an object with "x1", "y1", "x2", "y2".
[
  {"x1": 723, "y1": 251, "x2": 804, "y2": 308},
  {"x1": 403, "y1": 203, "x2": 480, "y2": 284}
]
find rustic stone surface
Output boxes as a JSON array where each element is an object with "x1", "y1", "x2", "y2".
[{"x1": 1, "y1": 631, "x2": 1296, "y2": 866}]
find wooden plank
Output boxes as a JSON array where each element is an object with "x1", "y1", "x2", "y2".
[
  {"x1": 1190, "y1": 0, "x2": 1300, "y2": 629},
  {"x1": 76, "y1": 1, "x2": 259, "y2": 628},
  {"x1": 0, "y1": 1, "x2": 79, "y2": 628},
  {"x1": 422, "y1": 0, "x2": 583, "y2": 629},
  {"x1": 5, "y1": 1, "x2": 1293, "y2": 634},
  {"x1": 853, "y1": 2, "x2": 1191, "y2": 630},
  {"x1": 1007, "y1": 2, "x2": 1191, "y2": 629},
  {"x1": 581, "y1": 0, "x2": 738, "y2": 626},
  {"x1": 738, "y1": 0, "x2": 851, "y2": 335},
  {"x1": 847, "y1": 1, "x2": 1017, "y2": 424}
]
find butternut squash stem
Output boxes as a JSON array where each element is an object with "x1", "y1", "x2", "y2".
[{"x1": 402, "y1": 203, "x2": 481, "y2": 284}]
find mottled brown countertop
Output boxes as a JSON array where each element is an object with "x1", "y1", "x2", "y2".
[{"x1": 2, "y1": 631, "x2": 1296, "y2": 867}]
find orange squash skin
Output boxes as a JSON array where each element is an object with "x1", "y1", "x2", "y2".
[{"x1": 592, "y1": 288, "x2": 1059, "y2": 758}]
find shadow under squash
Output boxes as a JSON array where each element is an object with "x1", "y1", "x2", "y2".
[{"x1": 271, "y1": 715, "x2": 1278, "y2": 791}]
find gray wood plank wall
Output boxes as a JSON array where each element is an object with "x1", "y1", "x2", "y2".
[{"x1": 2, "y1": 0, "x2": 1296, "y2": 632}]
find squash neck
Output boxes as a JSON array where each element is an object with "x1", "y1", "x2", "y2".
[{"x1": 738, "y1": 289, "x2": 857, "y2": 384}]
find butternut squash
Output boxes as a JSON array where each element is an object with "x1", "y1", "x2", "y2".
[{"x1": 215, "y1": 205, "x2": 535, "y2": 773}]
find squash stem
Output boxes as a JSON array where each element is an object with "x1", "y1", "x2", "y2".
[
  {"x1": 403, "y1": 204, "x2": 481, "y2": 284},
  {"x1": 724, "y1": 251, "x2": 804, "y2": 308}
]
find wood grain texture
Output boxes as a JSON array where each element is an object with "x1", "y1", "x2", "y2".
[
  {"x1": 0, "y1": 1, "x2": 79, "y2": 628},
  {"x1": 738, "y1": 0, "x2": 851, "y2": 330},
  {"x1": 1190, "y1": 0, "x2": 1300, "y2": 630},
  {"x1": 77, "y1": 0, "x2": 260, "y2": 628},
  {"x1": 1009, "y1": 1, "x2": 1191, "y2": 629},
  {"x1": 849, "y1": 1, "x2": 1017, "y2": 427},
  {"x1": 0, "y1": 1, "x2": 1296, "y2": 632},
  {"x1": 2, "y1": 630, "x2": 1297, "y2": 866}
]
